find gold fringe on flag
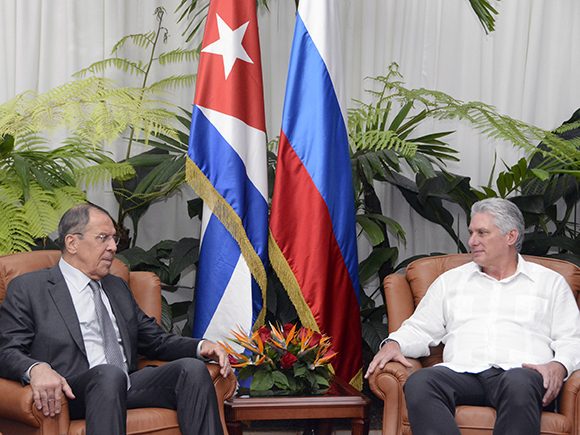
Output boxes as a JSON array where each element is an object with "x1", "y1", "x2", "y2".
[
  {"x1": 186, "y1": 158, "x2": 267, "y2": 327},
  {"x1": 350, "y1": 368, "x2": 363, "y2": 391},
  {"x1": 268, "y1": 232, "x2": 318, "y2": 331},
  {"x1": 269, "y1": 231, "x2": 363, "y2": 391}
]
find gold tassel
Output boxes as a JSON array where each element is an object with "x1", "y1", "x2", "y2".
[
  {"x1": 268, "y1": 233, "x2": 318, "y2": 331},
  {"x1": 350, "y1": 368, "x2": 363, "y2": 391},
  {"x1": 185, "y1": 159, "x2": 268, "y2": 315}
]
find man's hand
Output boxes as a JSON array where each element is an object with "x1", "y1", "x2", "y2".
[
  {"x1": 364, "y1": 340, "x2": 412, "y2": 379},
  {"x1": 29, "y1": 363, "x2": 75, "y2": 417},
  {"x1": 200, "y1": 341, "x2": 231, "y2": 378},
  {"x1": 522, "y1": 361, "x2": 567, "y2": 406}
]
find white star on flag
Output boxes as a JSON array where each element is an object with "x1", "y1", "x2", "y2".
[{"x1": 201, "y1": 14, "x2": 253, "y2": 80}]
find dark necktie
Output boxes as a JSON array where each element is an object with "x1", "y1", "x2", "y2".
[{"x1": 88, "y1": 280, "x2": 128, "y2": 375}]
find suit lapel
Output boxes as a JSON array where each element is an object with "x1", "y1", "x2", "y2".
[{"x1": 47, "y1": 266, "x2": 87, "y2": 357}]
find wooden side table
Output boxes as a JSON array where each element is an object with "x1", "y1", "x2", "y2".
[{"x1": 224, "y1": 376, "x2": 370, "y2": 435}]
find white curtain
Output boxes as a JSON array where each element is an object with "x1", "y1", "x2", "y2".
[{"x1": 1, "y1": 0, "x2": 579, "y2": 264}]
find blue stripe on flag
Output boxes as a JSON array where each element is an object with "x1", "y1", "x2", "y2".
[
  {"x1": 188, "y1": 107, "x2": 269, "y2": 262},
  {"x1": 281, "y1": 14, "x2": 359, "y2": 296},
  {"x1": 194, "y1": 215, "x2": 251, "y2": 336}
]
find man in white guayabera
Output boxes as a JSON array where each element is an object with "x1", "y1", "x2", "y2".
[{"x1": 365, "y1": 198, "x2": 580, "y2": 435}]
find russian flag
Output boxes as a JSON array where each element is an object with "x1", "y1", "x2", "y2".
[
  {"x1": 269, "y1": 0, "x2": 363, "y2": 387},
  {"x1": 187, "y1": 0, "x2": 268, "y2": 346}
]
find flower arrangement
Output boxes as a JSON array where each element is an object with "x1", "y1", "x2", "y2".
[{"x1": 221, "y1": 323, "x2": 337, "y2": 396}]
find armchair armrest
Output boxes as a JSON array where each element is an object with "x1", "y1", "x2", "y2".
[
  {"x1": 206, "y1": 362, "x2": 238, "y2": 433},
  {"x1": 368, "y1": 358, "x2": 421, "y2": 435},
  {"x1": 0, "y1": 377, "x2": 70, "y2": 434},
  {"x1": 557, "y1": 370, "x2": 580, "y2": 423}
]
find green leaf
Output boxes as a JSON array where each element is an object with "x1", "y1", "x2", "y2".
[
  {"x1": 358, "y1": 247, "x2": 397, "y2": 283},
  {"x1": 251, "y1": 370, "x2": 274, "y2": 391},
  {"x1": 530, "y1": 168, "x2": 550, "y2": 181},
  {"x1": 0, "y1": 134, "x2": 15, "y2": 157},
  {"x1": 293, "y1": 364, "x2": 307, "y2": 378},
  {"x1": 388, "y1": 101, "x2": 413, "y2": 131},
  {"x1": 361, "y1": 320, "x2": 388, "y2": 353},
  {"x1": 170, "y1": 301, "x2": 192, "y2": 322},
  {"x1": 314, "y1": 374, "x2": 330, "y2": 388},
  {"x1": 272, "y1": 371, "x2": 290, "y2": 389},
  {"x1": 187, "y1": 198, "x2": 203, "y2": 219},
  {"x1": 356, "y1": 215, "x2": 385, "y2": 246},
  {"x1": 167, "y1": 237, "x2": 200, "y2": 284}
]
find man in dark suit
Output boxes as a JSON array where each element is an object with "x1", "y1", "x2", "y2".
[{"x1": 0, "y1": 203, "x2": 231, "y2": 435}]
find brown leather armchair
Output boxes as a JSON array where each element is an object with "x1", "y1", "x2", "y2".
[
  {"x1": 0, "y1": 250, "x2": 237, "y2": 435},
  {"x1": 369, "y1": 253, "x2": 580, "y2": 435}
]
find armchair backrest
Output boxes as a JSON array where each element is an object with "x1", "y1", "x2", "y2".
[
  {"x1": 0, "y1": 250, "x2": 162, "y2": 323},
  {"x1": 384, "y1": 254, "x2": 580, "y2": 366}
]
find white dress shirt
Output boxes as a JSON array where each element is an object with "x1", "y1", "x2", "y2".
[
  {"x1": 59, "y1": 258, "x2": 128, "y2": 369},
  {"x1": 389, "y1": 255, "x2": 580, "y2": 376}
]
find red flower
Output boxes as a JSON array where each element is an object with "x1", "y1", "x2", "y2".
[
  {"x1": 309, "y1": 332, "x2": 322, "y2": 347},
  {"x1": 257, "y1": 325, "x2": 271, "y2": 343},
  {"x1": 228, "y1": 354, "x2": 238, "y2": 365},
  {"x1": 280, "y1": 352, "x2": 298, "y2": 369},
  {"x1": 283, "y1": 323, "x2": 294, "y2": 336}
]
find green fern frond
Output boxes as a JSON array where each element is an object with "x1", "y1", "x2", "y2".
[
  {"x1": 74, "y1": 58, "x2": 146, "y2": 78},
  {"x1": 351, "y1": 130, "x2": 417, "y2": 157},
  {"x1": 157, "y1": 48, "x2": 199, "y2": 65},
  {"x1": 76, "y1": 161, "x2": 136, "y2": 187},
  {"x1": 554, "y1": 120, "x2": 580, "y2": 135},
  {"x1": 110, "y1": 31, "x2": 156, "y2": 54},
  {"x1": 22, "y1": 183, "x2": 59, "y2": 238},
  {"x1": 53, "y1": 187, "x2": 87, "y2": 216},
  {"x1": 371, "y1": 70, "x2": 580, "y2": 171},
  {"x1": 147, "y1": 75, "x2": 196, "y2": 92},
  {"x1": 0, "y1": 200, "x2": 36, "y2": 254}
]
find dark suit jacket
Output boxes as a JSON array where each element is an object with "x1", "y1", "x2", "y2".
[{"x1": 0, "y1": 265, "x2": 200, "y2": 381}]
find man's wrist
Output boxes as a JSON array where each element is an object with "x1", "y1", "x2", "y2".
[
  {"x1": 197, "y1": 339, "x2": 210, "y2": 361},
  {"x1": 23, "y1": 362, "x2": 51, "y2": 384},
  {"x1": 380, "y1": 338, "x2": 400, "y2": 349},
  {"x1": 550, "y1": 360, "x2": 568, "y2": 377}
]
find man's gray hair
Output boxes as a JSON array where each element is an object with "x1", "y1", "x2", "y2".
[
  {"x1": 471, "y1": 198, "x2": 525, "y2": 252},
  {"x1": 57, "y1": 203, "x2": 114, "y2": 251}
]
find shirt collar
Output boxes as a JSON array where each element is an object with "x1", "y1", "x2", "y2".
[
  {"x1": 59, "y1": 257, "x2": 96, "y2": 293},
  {"x1": 468, "y1": 254, "x2": 534, "y2": 283},
  {"x1": 514, "y1": 254, "x2": 535, "y2": 282}
]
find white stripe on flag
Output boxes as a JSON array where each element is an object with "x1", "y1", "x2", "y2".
[
  {"x1": 298, "y1": 0, "x2": 347, "y2": 121},
  {"x1": 198, "y1": 203, "x2": 252, "y2": 352},
  {"x1": 198, "y1": 105, "x2": 268, "y2": 201}
]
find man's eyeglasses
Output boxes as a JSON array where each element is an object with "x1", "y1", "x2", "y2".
[{"x1": 71, "y1": 233, "x2": 120, "y2": 245}]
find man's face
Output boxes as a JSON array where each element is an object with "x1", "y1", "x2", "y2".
[
  {"x1": 468, "y1": 212, "x2": 516, "y2": 269},
  {"x1": 66, "y1": 209, "x2": 117, "y2": 280}
]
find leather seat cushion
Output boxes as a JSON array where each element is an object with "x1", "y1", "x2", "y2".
[
  {"x1": 402, "y1": 406, "x2": 571, "y2": 435},
  {"x1": 68, "y1": 408, "x2": 179, "y2": 435}
]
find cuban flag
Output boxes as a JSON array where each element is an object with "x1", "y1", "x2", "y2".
[
  {"x1": 187, "y1": 0, "x2": 268, "y2": 345},
  {"x1": 269, "y1": 0, "x2": 363, "y2": 388}
]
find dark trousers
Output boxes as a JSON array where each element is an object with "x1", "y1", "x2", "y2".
[
  {"x1": 67, "y1": 358, "x2": 223, "y2": 435},
  {"x1": 404, "y1": 366, "x2": 545, "y2": 435}
]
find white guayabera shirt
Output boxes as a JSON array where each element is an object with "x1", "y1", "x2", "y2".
[{"x1": 389, "y1": 255, "x2": 580, "y2": 377}]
